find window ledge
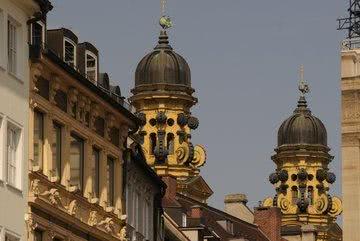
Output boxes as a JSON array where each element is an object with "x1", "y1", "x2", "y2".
[
  {"x1": 6, "y1": 182, "x2": 23, "y2": 195},
  {"x1": 8, "y1": 72, "x2": 24, "y2": 84}
]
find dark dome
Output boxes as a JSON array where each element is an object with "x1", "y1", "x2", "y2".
[
  {"x1": 277, "y1": 96, "x2": 327, "y2": 147},
  {"x1": 135, "y1": 30, "x2": 191, "y2": 88}
]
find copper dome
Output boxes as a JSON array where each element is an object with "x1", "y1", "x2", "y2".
[
  {"x1": 277, "y1": 96, "x2": 327, "y2": 147},
  {"x1": 135, "y1": 30, "x2": 191, "y2": 88}
]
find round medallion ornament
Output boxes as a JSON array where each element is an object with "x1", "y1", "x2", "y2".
[
  {"x1": 297, "y1": 169, "x2": 308, "y2": 181},
  {"x1": 316, "y1": 169, "x2": 327, "y2": 182},
  {"x1": 326, "y1": 172, "x2": 336, "y2": 184},
  {"x1": 278, "y1": 170, "x2": 289, "y2": 182},
  {"x1": 156, "y1": 112, "x2": 167, "y2": 125},
  {"x1": 177, "y1": 113, "x2": 188, "y2": 126},
  {"x1": 269, "y1": 172, "x2": 279, "y2": 184},
  {"x1": 188, "y1": 116, "x2": 199, "y2": 130}
]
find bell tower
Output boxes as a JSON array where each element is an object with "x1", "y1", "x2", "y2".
[
  {"x1": 129, "y1": 20, "x2": 206, "y2": 180},
  {"x1": 263, "y1": 71, "x2": 342, "y2": 241}
]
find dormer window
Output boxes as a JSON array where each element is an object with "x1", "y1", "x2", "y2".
[
  {"x1": 64, "y1": 37, "x2": 76, "y2": 67},
  {"x1": 85, "y1": 51, "x2": 97, "y2": 83},
  {"x1": 31, "y1": 21, "x2": 45, "y2": 46}
]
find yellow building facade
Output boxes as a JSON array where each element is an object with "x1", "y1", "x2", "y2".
[
  {"x1": 129, "y1": 30, "x2": 206, "y2": 181},
  {"x1": 263, "y1": 79, "x2": 342, "y2": 241}
]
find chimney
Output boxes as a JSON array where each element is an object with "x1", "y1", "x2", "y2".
[
  {"x1": 254, "y1": 207, "x2": 282, "y2": 241},
  {"x1": 190, "y1": 205, "x2": 203, "y2": 219},
  {"x1": 161, "y1": 176, "x2": 177, "y2": 204},
  {"x1": 224, "y1": 194, "x2": 254, "y2": 223}
]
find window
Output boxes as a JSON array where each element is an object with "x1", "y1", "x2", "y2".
[
  {"x1": 8, "y1": 19, "x2": 17, "y2": 74},
  {"x1": 107, "y1": 157, "x2": 115, "y2": 206},
  {"x1": 167, "y1": 133, "x2": 174, "y2": 154},
  {"x1": 70, "y1": 133, "x2": 84, "y2": 191},
  {"x1": 54, "y1": 90, "x2": 67, "y2": 112},
  {"x1": 31, "y1": 22, "x2": 44, "y2": 46},
  {"x1": 7, "y1": 123, "x2": 21, "y2": 188},
  {"x1": 91, "y1": 148, "x2": 100, "y2": 198},
  {"x1": 308, "y1": 186, "x2": 314, "y2": 205},
  {"x1": 182, "y1": 213, "x2": 187, "y2": 227},
  {"x1": 64, "y1": 38, "x2": 76, "y2": 67},
  {"x1": 5, "y1": 233, "x2": 20, "y2": 241},
  {"x1": 85, "y1": 51, "x2": 97, "y2": 83},
  {"x1": 51, "y1": 122, "x2": 62, "y2": 179},
  {"x1": 33, "y1": 111, "x2": 44, "y2": 169},
  {"x1": 150, "y1": 133, "x2": 156, "y2": 154},
  {"x1": 94, "y1": 117, "x2": 105, "y2": 136},
  {"x1": 34, "y1": 229, "x2": 43, "y2": 241},
  {"x1": 291, "y1": 186, "x2": 298, "y2": 204}
]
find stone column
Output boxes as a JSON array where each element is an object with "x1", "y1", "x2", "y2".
[
  {"x1": 114, "y1": 154, "x2": 123, "y2": 217},
  {"x1": 62, "y1": 125, "x2": 71, "y2": 187},
  {"x1": 43, "y1": 113, "x2": 54, "y2": 180},
  {"x1": 99, "y1": 149, "x2": 108, "y2": 208},
  {"x1": 83, "y1": 139, "x2": 93, "y2": 199}
]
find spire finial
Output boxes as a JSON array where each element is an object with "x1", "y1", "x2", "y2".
[
  {"x1": 298, "y1": 65, "x2": 310, "y2": 97},
  {"x1": 296, "y1": 65, "x2": 310, "y2": 110},
  {"x1": 159, "y1": 0, "x2": 172, "y2": 29}
]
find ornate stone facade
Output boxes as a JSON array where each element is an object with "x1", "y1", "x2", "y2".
[
  {"x1": 341, "y1": 48, "x2": 360, "y2": 241},
  {"x1": 27, "y1": 24, "x2": 138, "y2": 241}
]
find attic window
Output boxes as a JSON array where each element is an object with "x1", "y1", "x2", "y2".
[
  {"x1": 31, "y1": 21, "x2": 45, "y2": 46},
  {"x1": 182, "y1": 213, "x2": 187, "y2": 227},
  {"x1": 226, "y1": 220, "x2": 233, "y2": 234},
  {"x1": 64, "y1": 38, "x2": 76, "y2": 67},
  {"x1": 86, "y1": 51, "x2": 97, "y2": 83}
]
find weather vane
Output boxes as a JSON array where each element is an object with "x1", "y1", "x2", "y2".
[
  {"x1": 159, "y1": 0, "x2": 172, "y2": 29},
  {"x1": 298, "y1": 65, "x2": 310, "y2": 97}
]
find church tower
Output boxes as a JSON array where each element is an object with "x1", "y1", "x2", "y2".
[
  {"x1": 129, "y1": 20, "x2": 207, "y2": 183},
  {"x1": 263, "y1": 72, "x2": 342, "y2": 241}
]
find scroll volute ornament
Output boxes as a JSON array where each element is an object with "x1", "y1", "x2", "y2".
[
  {"x1": 191, "y1": 144, "x2": 206, "y2": 168},
  {"x1": 277, "y1": 193, "x2": 297, "y2": 214},
  {"x1": 329, "y1": 196, "x2": 342, "y2": 217},
  {"x1": 176, "y1": 142, "x2": 190, "y2": 165}
]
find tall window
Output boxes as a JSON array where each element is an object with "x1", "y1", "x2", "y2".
[
  {"x1": 291, "y1": 186, "x2": 299, "y2": 204},
  {"x1": 86, "y1": 52, "x2": 97, "y2": 83},
  {"x1": 91, "y1": 148, "x2": 100, "y2": 198},
  {"x1": 51, "y1": 122, "x2": 62, "y2": 179},
  {"x1": 64, "y1": 38, "x2": 76, "y2": 67},
  {"x1": 8, "y1": 19, "x2": 17, "y2": 74},
  {"x1": 107, "y1": 157, "x2": 115, "y2": 206},
  {"x1": 150, "y1": 133, "x2": 156, "y2": 154},
  {"x1": 182, "y1": 213, "x2": 187, "y2": 227},
  {"x1": 0, "y1": 10, "x2": 4, "y2": 66},
  {"x1": 70, "y1": 133, "x2": 84, "y2": 191},
  {"x1": 7, "y1": 123, "x2": 21, "y2": 187},
  {"x1": 33, "y1": 111, "x2": 44, "y2": 168},
  {"x1": 31, "y1": 22, "x2": 44, "y2": 46},
  {"x1": 308, "y1": 186, "x2": 314, "y2": 205},
  {"x1": 167, "y1": 133, "x2": 174, "y2": 154},
  {"x1": 34, "y1": 229, "x2": 43, "y2": 241}
]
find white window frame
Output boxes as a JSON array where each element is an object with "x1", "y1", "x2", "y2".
[
  {"x1": 0, "y1": 9, "x2": 5, "y2": 71},
  {"x1": 0, "y1": 113, "x2": 4, "y2": 182},
  {"x1": 85, "y1": 50, "x2": 97, "y2": 83},
  {"x1": 7, "y1": 15, "x2": 23, "y2": 81},
  {"x1": 5, "y1": 118, "x2": 23, "y2": 191},
  {"x1": 63, "y1": 37, "x2": 76, "y2": 67},
  {"x1": 30, "y1": 21, "x2": 45, "y2": 47},
  {"x1": 182, "y1": 213, "x2": 187, "y2": 227}
]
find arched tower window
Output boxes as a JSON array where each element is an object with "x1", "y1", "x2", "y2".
[
  {"x1": 308, "y1": 186, "x2": 314, "y2": 205},
  {"x1": 150, "y1": 133, "x2": 157, "y2": 154},
  {"x1": 291, "y1": 186, "x2": 298, "y2": 205},
  {"x1": 167, "y1": 133, "x2": 174, "y2": 154}
]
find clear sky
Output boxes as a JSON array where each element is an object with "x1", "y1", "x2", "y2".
[{"x1": 48, "y1": 0, "x2": 345, "y2": 210}]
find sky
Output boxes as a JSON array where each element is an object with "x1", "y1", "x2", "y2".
[{"x1": 48, "y1": 0, "x2": 346, "y2": 210}]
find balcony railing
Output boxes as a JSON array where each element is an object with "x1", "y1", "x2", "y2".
[{"x1": 29, "y1": 42, "x2": 137, "y2": 114}]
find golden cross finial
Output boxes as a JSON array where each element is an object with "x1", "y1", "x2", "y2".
[
  {"x1": 298, "y1": 65, "x2": 309, "y2": 97},
  {"x1": 159, "y1": 0, "x2": 172, "y2": 29}
]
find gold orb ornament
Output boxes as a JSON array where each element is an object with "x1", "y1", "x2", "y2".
[{"x1": 159, "y1": 16, "x2": 172, "y2": 29}]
